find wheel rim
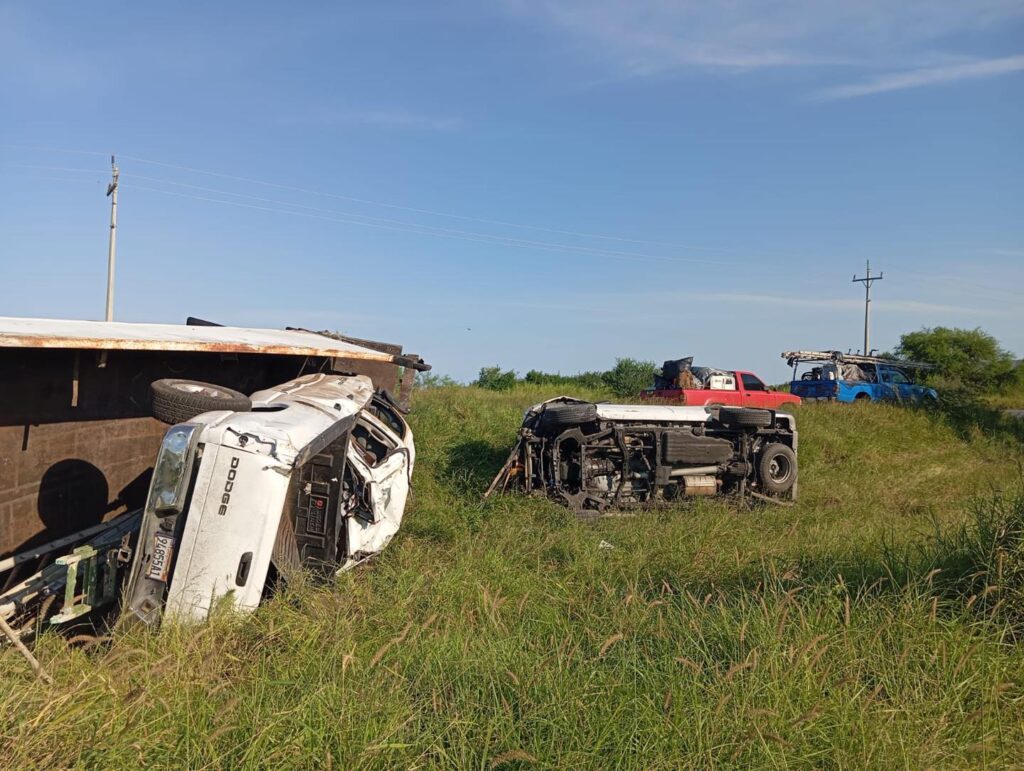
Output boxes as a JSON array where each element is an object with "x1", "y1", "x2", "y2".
[
  {"x1": 172, "y1": 383, "x2": 232, "y2": 399},
  {"x1": 768, "y1": 454, "x2": 791, "y2": 484}
]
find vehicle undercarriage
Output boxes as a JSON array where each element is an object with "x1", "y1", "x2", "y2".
[{"x1": 487, "y1": 399, "x2": 798, "y2": 514}]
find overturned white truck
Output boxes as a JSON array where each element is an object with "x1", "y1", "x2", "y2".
[
  {"x1": 487, "y1": 398, "x2": 798, "y2": 514},
  {"x1": 0, "y1": 318, "x2": 425, "y2": 637},
  {"x1": 125, "y1": 373, "x2": 413, "y2": 625}
]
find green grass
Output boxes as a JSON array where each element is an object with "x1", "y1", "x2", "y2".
[
  {"x1": 3, "y1": 385, "x2": 1024, "y2": 768},
  {"x1": 983, "y1": 378, "x2": 1024, "y2": 410}
]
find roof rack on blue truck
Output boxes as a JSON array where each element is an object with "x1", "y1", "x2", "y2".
[{"x1": 781, "y1": 350, "x2": 938, "y2": 404}]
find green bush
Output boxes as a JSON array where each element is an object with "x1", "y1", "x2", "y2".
[
  {"x1": 416, "y1": 372, "x2": 459, "y2": 389},
  {"x1": 601, "y1": 357, "x2": 657, "y2": 398},
  {"x1": 523, "y1": 369, "x2": 606, "y2": 389},
  {"x1": 474, "y1": 366, "x2": 517, "y2": 391},
  {"x1": 896, "y1": 327, "x2": 1016, "y2": 390}
]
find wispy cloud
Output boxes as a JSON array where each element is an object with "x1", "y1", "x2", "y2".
[
  {"x1": 700, "y1": 292, "x2": 1016, "y2": 317},
  {"x1": 447, "y1": 289, "x2": 1019, "y2": 319},
  {"x1": 816, "y1": 55, "x2": 1024, "y2": 99},
  {"x1": 281, "y1": 107, "x2": 461, "y2": 132},
  {"x1": 504, "y1": 1, "x2": 1024, "y2": 94}
]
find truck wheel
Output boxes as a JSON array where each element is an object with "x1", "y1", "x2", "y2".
[
  {"x1": 854, "y1": 393, "x2": 871, "y2": 403},
  {"x1": 758, "y1": 443, "x2": 797, "y2": 495},
  {"x1": 717, "y1": 406, "x2": 773, "y2": 428},
  {"x1": 538, "y1": 402, "x2": 598, "y2": 432},
  {"x1": 151, "y1": 379, "x2": 252, "y2": 424}
]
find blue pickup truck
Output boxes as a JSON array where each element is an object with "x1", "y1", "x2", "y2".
[{"x1": 783, "y1": 351, "x2": 938, "y2": 404}]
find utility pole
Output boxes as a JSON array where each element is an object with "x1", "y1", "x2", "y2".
[
  {"x1": 852, "y1": 260, "x2": 883, "y2": 355},
  {"x1": 104, "y1": 155, "x2": 119, "y2": 322}
]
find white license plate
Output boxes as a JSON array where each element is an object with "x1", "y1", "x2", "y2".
[{"x1": 147, "y1": 532, "x2": 176, "y2": 582}]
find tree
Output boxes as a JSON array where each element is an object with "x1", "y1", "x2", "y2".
[
  {"x1": 895, "y1": 327, "x2": 1016, "y2": 390},
  {"x1": 417, "y1": 372, "x2": 459, "y2": 388},
  {"x1": 474, "y1": 366, "x2": 517, "y2": 391},
  {"x1": 601, "y1": 358, "x2": 657, "y2": 398},
  {"x1": 524, "y1": 369, "x2": 606, "y2": 389}
]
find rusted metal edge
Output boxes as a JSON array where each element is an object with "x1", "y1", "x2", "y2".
[
  {"x1": 0, "y1": 318, "x2": 429, "y2": 369},
  {"x1": 0, "y1": 333, "x2": 400, "y2": 361},
  {"x1": 290, "y1": 327, "x2": 431, "y2": 371}
]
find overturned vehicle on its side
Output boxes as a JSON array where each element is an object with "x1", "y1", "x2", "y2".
[
  {"x1": 0, "y1": 318, "x2": 428, "y2": 659},
  {"x1": 487, "y1": 398, "x2": 797, "y2": 514},
  {"x1": 1, "y1": 373, "x2": 415, "y2": 633},
  {"x1": 124, "y1": 373, "x2": 414, "y2": 625}
]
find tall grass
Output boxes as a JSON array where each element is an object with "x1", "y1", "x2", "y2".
[{"x1": 2, "y1": 385, "x2": 1023, "y2": 768}]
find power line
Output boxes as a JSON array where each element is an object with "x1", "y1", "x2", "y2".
[
  {"x1": 10, "y1": 162, "x2": 729, "y2": 263},
  {"x1": 121, "y1": 173, "x2": 725, "y2": 262},
  {"x1": 13, "y1": 161, "x2": 1017, "y2": 308},
  {"x1": 116, "y1": 152, "x2": 753, "y2": 254},
  {"x1": 124, "y1": 182, "x2": 725, "y2": 266},
  {"x1": 9, "y1": 164, "x2": 108, "y2": 175},
  {"x1": 4, "y1": 145, "x2": 796, "y2": 259}
]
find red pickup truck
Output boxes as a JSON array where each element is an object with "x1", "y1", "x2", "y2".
[{"x1": 641, "y1": 359, "x2": 801, "y2": 409}]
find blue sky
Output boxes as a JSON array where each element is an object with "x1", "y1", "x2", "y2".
[{"x1": 1, "y1": 1, "x2": 1021, "y2": 382}]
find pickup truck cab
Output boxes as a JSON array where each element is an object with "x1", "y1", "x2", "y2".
[
  {"x1": 642, "y1": 359, "x2": 800, "y2": 409},
  {"x1": 783, "y1": 351, "x2": 938, "y2": 404}
]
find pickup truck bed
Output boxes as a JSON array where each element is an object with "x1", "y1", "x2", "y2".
[{"x1": 643, "y1": 369, "x2": 800, "y2": 409}]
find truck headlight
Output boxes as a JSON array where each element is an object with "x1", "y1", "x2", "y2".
[{"x1": 148, "y1": 424, "x2": 200, "y2": 517}]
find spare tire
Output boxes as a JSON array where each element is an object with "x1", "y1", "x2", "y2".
[
  {"x1": 538, "y1": 402, "x2": 598, "y2": 432},
  {"x1": 717, "y1": 406, "x2": 773, "y2": 429},
  {"x1": 151, "y1": 379, "x2": 251, "y2": 424},
  {"x1": 758, "y1": 443, "x2": 797, "y2": 495}
]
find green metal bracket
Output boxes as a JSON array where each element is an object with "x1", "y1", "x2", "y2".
[{"x1": 50, "y1": 544, "x2": 120, "y2": 625}]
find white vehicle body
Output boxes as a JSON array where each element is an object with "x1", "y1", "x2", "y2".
[
  {"x1": 495, "y1": 397, "x2": 798, "y2": 512},
  {"x1": 125, "y1": 373, "x2": 414, "y2": 625},
  {"x1": 530, "y1": 400, "x2": 796, "y2": 434}
]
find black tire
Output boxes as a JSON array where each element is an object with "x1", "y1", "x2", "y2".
[
  {"x1": 151, "y1": 379, "x2": 251, "y2": 424},
  {"x1": 538, "y1": 402, "x2": 598, "y2": 432},
  {"x1": 854, "y1": 393, "x2": 871, "y2": 403},
  {"x1": 758, "y1": 443, "x2": 797, "y2": 495},
  {"x1": 717, "y1": 406, "x2": 773, "y2": 429}
]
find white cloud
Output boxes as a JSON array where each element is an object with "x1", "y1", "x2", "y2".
[
  {"x1": 448, "y1": 290, "x2": 1018, "y2": 319},
  {"x1": 699, "y1": 292, "x2": 1016, "y2": 317},
  {"x1": 504, "y1": 1, "x2": 1024, "y2": 90},
  {"x1": 816, "y1": 55, "x2": 1024, "y2": 99}
]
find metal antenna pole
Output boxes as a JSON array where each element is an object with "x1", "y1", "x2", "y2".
[
  {"x1": 852, "y1": 260, "x2": 883, "y2": 355},
  {"x1": 104, "y1": 155, "x2": 119, "y2": 322}
]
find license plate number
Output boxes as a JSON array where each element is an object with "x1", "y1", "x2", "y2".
[{"x1": 147, "y1": 533, "x2": 176, "y2": 582}]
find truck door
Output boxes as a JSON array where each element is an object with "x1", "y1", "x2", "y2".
[
  {"x1": 739, "y1": 372, "x2": 768, "y2": 407},
  {"x1": 886, "y1": 368, "x2": 916, "y2": 401}
]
